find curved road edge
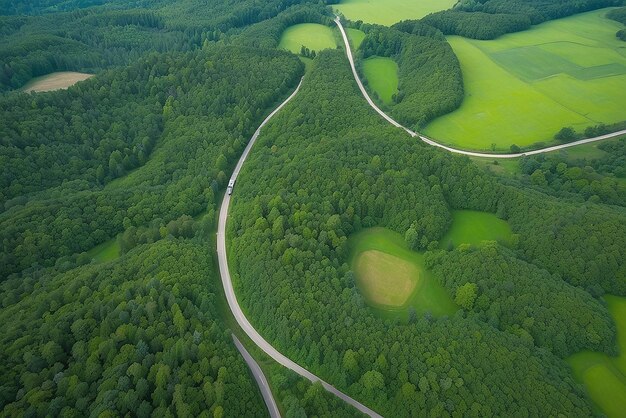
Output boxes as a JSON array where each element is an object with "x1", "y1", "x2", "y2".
[
  {"x1": 334, "y1": 17, "x2": 626, "y2": 159},
  {"x1": 232, "y1": 334, "x2": 281, "y2": 418},
  {"x1": 216, "y1": 77, "x2": 384, "y2": 418}
]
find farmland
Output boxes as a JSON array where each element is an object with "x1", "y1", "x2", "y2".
[
  {"x1": 362, "y1": 57, "x2": 398, "y2": 104},
  {"x1": 334, "y1": 0, "x2": 456, "y2": 26},
  {"x1": 278, "y1": 23, "x2": 337, "y2": 54},
  {"x1": 423, "y1": 9, "x2": 626, "y2": 150}
]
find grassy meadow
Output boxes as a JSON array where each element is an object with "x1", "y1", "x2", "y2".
[
  {"x1": 362, "y1": 56, "x2": 399, "y2": 104},
  {"x1": 85, "y1": 238, "x2": 120, "y2": 263},
  {"x1": 440, "y1": 210, "x2": 513, "y2": 249},
  {"x1": 278, "y1": 23, "x2": 337, "y2": 54},
  {"x1": 349, "y1": 228, "x2": 457, "y2": 319},
  {"x1": 346, "y1": 27, "x2": 366, "y2": 50},
  {"x1": 424, "y1": 9, "x2": 626, "y2": 151},
  {"x1": 568, "y1": 296, "x2": 626, "y2": 418},
  {"x1": 335, "y1": 0, "x2": 456, "y2": 26},
  {"x1": 20, "y1": 72, "x2": 93, "y2": 93}
]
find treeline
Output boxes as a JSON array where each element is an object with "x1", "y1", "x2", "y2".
[
  {"x1": 608, "y1": 6, "x2": 626, "y2": 40},
  {"x1": 0, "y1": 45, "x2": 303, "y2": 278},
  {"x1": 422, "y1": 0, "x2": 621, "y2": 39},
  {"x1": 0, "y1": 0, "x2": 323, "y2": 91},
  {"x1": 227, "y1": 50, "x2": 624, "y2": 415},
  {"x1": 426, "y1": 244, "x2": 616, "y2": 357},
  {"x1": 508, "y1": 136, "x2": 626, "y2": 206},
  {"x1": 356, "y1": 21, "x2": 463, "y2": 129},
  {"x1": 0, "y1": 238, "x2": 268, "y2": 416}
]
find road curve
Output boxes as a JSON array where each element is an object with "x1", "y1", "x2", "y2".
[
  {"x1": 232, "y1": 334, "x2": 281, "y2": 418},
  {"x1": 217, "y1": 77, "x2": 384, "y2": 418},
  {"x1": 334, "y1": 17, "x2": 626, "y2": 158}
]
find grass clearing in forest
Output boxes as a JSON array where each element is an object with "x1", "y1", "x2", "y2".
[
  {"x1": 334, "y1": 0, "x2": 456, "y2": 26},
  {"x1": 346, "y1": 28, "x2": 366, "y2": 50},
  {"x1": 349, "y1": 227, "x2": 457, "y2": 319},
  {"x1": 20, "y1": 72, "x2": 93, "y2": 93},
  {"x1": 85, "y1": 238, "x2": 120, "y2": 263},
  {"x1": 568, "y1": 296, "x2": 626, "y2": 418},
  {"x1": 278, "y1": 23, "x2": 337, "y2": 55},
  {"x1": 424, "y1": 9, "x2": 626, "y2": 151},
  {"x1": 362, "y1": 56, "x2": 399, "y2": 104},
  {"x1": 440, "y1": 210, "x2": 513, "y2": 249}
]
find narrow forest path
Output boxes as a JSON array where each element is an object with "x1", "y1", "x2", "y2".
[
  {"x1": 217, "y1": 77, "x2": 384, "y2": 418},
  {"x1": 334, "y1": 17, "x2": 626, "y2": 158}
]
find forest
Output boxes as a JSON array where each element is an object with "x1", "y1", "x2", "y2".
[
  {"x1": 355, "y1": 20, "x2": 463, "y2": 129},
  {"x1": 422, "y1": 0, "x2": 621, "y2": 39},
  {"x1": 228, "y1": 50, "x2": 626, "y2": 416}
]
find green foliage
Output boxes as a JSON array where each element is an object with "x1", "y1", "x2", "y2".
[
  {"x1": 227, "y1": 49, "x2": 621, "y2": 415},
  {"x1": 357, "y1": 23, "x2": 463, "y2": 129},
  {"x1": 0, "y1": 45, "x2": 303, "y2": 278},
  {"x1": 423, "y1": 0, "x2": 620, "y2": 39},
  {"x1": 0, "y1": 239, "x2": 265, "y2": 416},
  {"x1": 454, "y1": 282, "x2": 477, "y2": 310}
]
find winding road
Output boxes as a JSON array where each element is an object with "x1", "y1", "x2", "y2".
[
  {"x1": 217, "y1": 78, "x2": 383, "y2": 418},
  {"x1": 333, "y1": 17, "x2": 626, "y2": 158}
]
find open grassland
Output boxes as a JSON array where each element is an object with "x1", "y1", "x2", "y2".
[
  {"x1": 424, "y1": 9, "x2": 626, "y2": 151},
  {"x1": 335, "y1": 0, "x2": 456, "y2": 26},
  {"x1": 349, "y1": 228, "x2": 457, "y2": 319},
  {"x1": 568, "y1": 296, "x2": 626, "y2": 418},
  {"x1": 355, "y1": 250, "x2": 419, "y2": 306},
  {"x1": 20, "y1": 72, "x2": 93, "y2": 93},
  {"x1": 440, "y1": 210, "x2": 513, "y2": 248},
  {"x1": 362, "y1": 56, "x2": 399, "y2": 104},
  {"x1": 346, "y1": 28, "x2": 366, "y2": 50},
  {"x1": 85, "y1": 238, "x2": 120, "y2": 263},
  {"x1": 278, "y1": 23, "x2": 337, "y2": 54}
]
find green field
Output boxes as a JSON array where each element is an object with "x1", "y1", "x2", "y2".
[
  {"x1": 349, "y1": 228, "x2": 457, "y2": 319},
  {"x1": 86, "y1": 238, "x2": 120, "y2": 263},
  {"x1": 335, "y1": 0, "x2": 456, "y2": 26},
  {"x1": 440, "y1": 210, "x2": 513, "y2": 248},
  {"x1": 568, "y1": 296, "x2": 626, "y2": 418},
  {"x1": 346, "y1": 28, "x2": 366, "y2": 50},
  {"x1": 362, "y1": 56, "x2": 398, "y2": 104},
  {"x1": 278, "y1": 23, "x2": 337, "y2": 55},
  {"x1": 424, "y1": 9, "x2": 626, "y2": 151}
]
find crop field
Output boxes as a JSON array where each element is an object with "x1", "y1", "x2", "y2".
[
  {"x1": 440, "y1": 210, "x2": 513, "y2": 248},
  {"x1": 349, "y1": 228, "x2": 457, "y2": 319},
  {"x1": 278, "y1": 23, "x2": 337, "y2": 55},
  {"x1": 86, "y1": 238, "x2": 120, "y2": 263},
  {"x1": 20, "y1": 72, "x2": 93, "y2": 93},
  {"x1": 424, "y1": 9, "x2": 626, "y2": 151},
  {"x1": 362, "y1": 57, "x2": 398, "y2": 104},
  {"x1": 346, "y1": 28, "x2": 366, "y2": 50},
  {"x1": 568, "y1": 296, "x2": 626, "y2": 418},
  {"x1": 334, "y1": 0, "x2": 456, "y2": 26}
]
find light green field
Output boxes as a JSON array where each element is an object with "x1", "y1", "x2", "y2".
[
  {"x1": 440, "y1": 210, "x2": 513, "y2": 248},
  {"x1": 346, "y1": 27, "x2": 366, "y2": 50},
  {"x1": 86, "y1": 238, "x2": 120, "y2": 263},
  {"x1": 424, "y1": 9, "x2": 626, "y2": 151},
  {"x1": 335, "y1": 0, "x2": 456, "y2": 26},
  {"x1": 362, "y1": 56, "x2": 399, "y2": 104},
  {"x1": 349, "y1": 227, "x2": 458, "y2": 319},
  {"x1": 568, "y1": 296, "x2": 626, "y2": 418},
  {"x1": 278, "y1": 23, "x2": 337, "y2": 55},
  {"x1": 20, "y1": 72, "x2": 93, "y2": 93}
]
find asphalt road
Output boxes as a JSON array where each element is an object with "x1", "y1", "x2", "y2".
[
  {"x1": 334, "y1": 17, "x2": 626, "y2": 158},
  {"x1": 232, "y1": 334, "x2": 281, "y2": 418},
  {"x1": 216, "y1": 78, "x2": 384, "y2": 418}
]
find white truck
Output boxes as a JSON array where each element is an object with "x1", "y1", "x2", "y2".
[{"x1": 227, "y1": 179, "x2": 236, "y2": 195}]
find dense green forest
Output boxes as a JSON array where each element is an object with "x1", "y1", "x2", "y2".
[
  {"x1": 0, "y1": 45, "x2": 304, "y2": 277},
  {"x1": 355, "y1": 20, "x2": 463, "y2": 129},
  {"x1": 228, "y1": 50, "x2": 626, "y2": 416},
  {"x1": 422, "y1": 0, "x2": 621, "y2": 39}
]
